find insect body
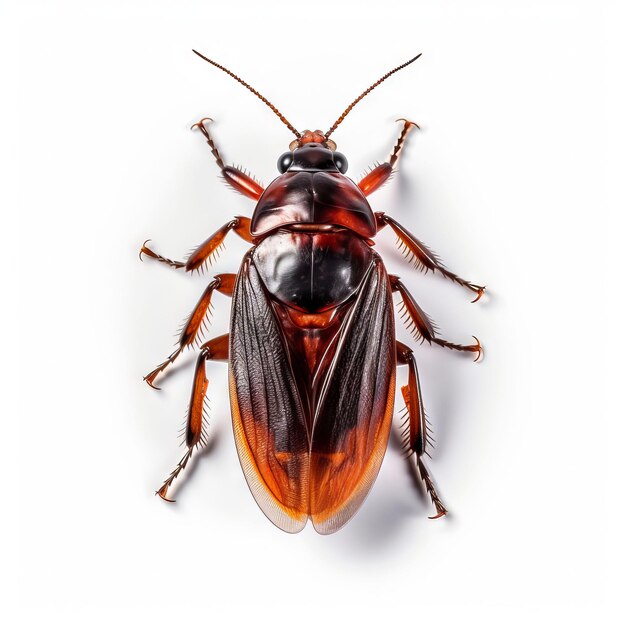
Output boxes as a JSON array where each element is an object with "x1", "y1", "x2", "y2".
[{"x1": 141, "y1": 51, "x2": 484, "y2": 534}]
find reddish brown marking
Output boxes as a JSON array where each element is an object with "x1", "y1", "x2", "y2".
[
  {"x1": 186, "y1": 222, "x2": 234, "y2": 271},
  {"x1": 200, "y1": 333, "x2": 229, "y2": 361},
  {"x1": 187, "y1": 335, "x2": 229, "y2": 449},
  {"x1": 397, "y1": 341, "x2": 422, "y2": 454},
  {"x1": 272, "y1": 301, "x2": 352, "y2": 430},
  {"x1": 232, "y1": 216, "x2": 255, "y2": 243},
  {"x1": 251, "y1": 171, "x2": 377, "y2": 238},
  {"x1": 400, "y1": 385, "x2": 418, "y2": 448},
  {"x1": 186, "y1": 217, "x2": 254, "y2": 272},
  {"x1": 179, "y1": 282, "x2": 216, "y2": 347},
  {"x1": 222, "y1": 166, "x2": 264, "y2": 201},
  {"x1": 214, "y1": 273, "x2": 236, "y2": 297},
  {"x1": 309, "y1": 394, "x2": 395, "y2": 528},
  {"x1": 300, "y1": 129, "x2": 327, "y2": 145},
  {"x1": 230, "y1": 372, "x2": 310, "y2": 527},
  {"x1": 187, "y1": 354, "x2": 209, "y2": 448},
  {"x1": 358, "y1": 163, "x2": 392, "y2": 196}
]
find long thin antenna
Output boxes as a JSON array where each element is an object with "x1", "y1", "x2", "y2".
[
  {"x1": 192, "y1": 50, "x2": 301, "y2": 138},
  {"x1": 325, "y1": 53, "x2": 422, "y2": 139}
]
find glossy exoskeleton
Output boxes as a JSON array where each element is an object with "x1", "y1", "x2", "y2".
[{"x1": 140, "y1": 51, "x2": 484, "y2": 534}]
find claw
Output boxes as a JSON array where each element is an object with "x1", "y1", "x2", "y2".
[
  {"x1": 156, "y1": 485, "x2": 175, "y2": 503},
  {"x1": 472, "y1": 335, "x2": 483, "y2": 362},
  {"x1": 470, "y1": 285, "x2": 486, "y2": 303},
  {"x1": 190, "y1": 117, "x2": 213, "y2": 131},
  {"x1": 144, "y1": 372, "x2": 162, "y2": 390},
  {"x1": 428, "y1": 508, "x2": 448, "y2": 520},
  {"x1": 395, "y1": 118, "x2": 421, "y2": 130},
  {"x1": 139, "y1": 239, "x2": 152, "y2": 262}
]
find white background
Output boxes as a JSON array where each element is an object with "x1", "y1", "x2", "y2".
[{"x1": 8, "y1": 0, "x2": 624, "y2": 624}]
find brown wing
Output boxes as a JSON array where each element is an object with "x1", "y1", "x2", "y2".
[
  {"x1": 229, "y1": 253, "x2": 310, "y2": 533},
  {"x1": 310, "y1": 256, "x2": 396, "y2": 534}
]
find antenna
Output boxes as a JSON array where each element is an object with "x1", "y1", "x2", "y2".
[
  {"x1": 325, "y1": 53, "x2": 422, "y2": 139},
  {"x1": 192, "y1": 50, "x2": 301, "y2": 138}
]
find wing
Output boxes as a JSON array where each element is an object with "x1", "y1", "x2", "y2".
[
  {"x1": 310, "y1": 256, "x2": 396, "y2": 534},
  {"x1": 229, "y1": 253, "x2": 310, "y2": 533}
]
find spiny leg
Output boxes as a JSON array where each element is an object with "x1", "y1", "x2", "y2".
[
  {"x1": 397, "y1": 340, "x2": 448, "y2": 519},
  {"x1": 390, "y1": 275, "x2": 482, "y2": 360},
  {"x1": 157, "y1": 333, "x2": 229, "y2": 502},
  {"x1": 140, "y1": 216, "x2": 254, "y2": 274},
  {"x1": 191, "y1": 118, "x2": 264, "y2": 201},
  {"x1": 377, "y1": 212, "x2": 485, "y2": 302},
  {"x1": 358, "y1": 119, "x2": 419, "y2": 196},
  {"x1": 144, "y1": 274, "x2": 235, "y2": 389},
  {"x1": 185, "y1": 217, "x2": 254, "y2": 272}
]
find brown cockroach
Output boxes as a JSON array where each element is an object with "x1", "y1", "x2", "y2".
[{"x1": 140, "y1": 50, "x2": 484, "y2": 534}]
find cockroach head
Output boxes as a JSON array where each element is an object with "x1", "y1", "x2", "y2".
[
  {"x1": 277, "y1": 141, "x2": 348, "y2": 174},
  {"x1": 289, "y1": 130, "x2": 337, "y2": 152},
  {"x1": 280, "y1": 130, "x2": 345, "y2": 174}
]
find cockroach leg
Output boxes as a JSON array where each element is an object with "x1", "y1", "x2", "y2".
[
  {"x1": 358, "y1": 119, "x2": 419, "y2": 196},
  {"x1": 139, "y1": 240, "x2": 185, "y2": 269},
  {"x1": 140, "y1": 217, "x2": 254, "y2": 274},
  {"x1": 390, "y1": 275, "x2": 482, "y2": 360},
  {"x1": 377, "y1": 212, "x2": 485, "y2": 302},
  {"x1": 390, "y1": 119, "x2": 420, "y2": 168},
  {"x1": 191, "y1": 118, "x2": 225, "y2": 169},
  {"x1": 157, "y1": 333, "x2": 229, "y2": 502},
  {"x1": 144, "y1": 274, "x2": 236, "y2": 389},
  {"x1": 191, "y1": 118, "x2": 265, "y2": 201},
  {"x1": 396, "y1": 341, "x2": 448, "y2": 519},
  {"x1": 416, "y1": 459, "x2": 448, "y2": 520},
  {"x1": 185, "y1": 217, "x2": 254, "y2": 272}
]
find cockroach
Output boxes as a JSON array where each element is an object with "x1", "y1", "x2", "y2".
[{"x1": 140, "y1": 50, "x2": 484, "y2": 534}]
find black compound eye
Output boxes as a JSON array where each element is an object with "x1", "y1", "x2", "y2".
[
  {"x1": 333, "y1": 152, "x2": 348, "y2": 174},
  {"x1": 277, "y1": 152, "x2": 294, "y2": 173}
]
